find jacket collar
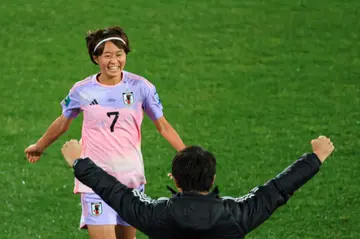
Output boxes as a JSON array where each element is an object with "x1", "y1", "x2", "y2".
[{"x1": 166, "y1": 185, "x2": 220, "y2": 198}]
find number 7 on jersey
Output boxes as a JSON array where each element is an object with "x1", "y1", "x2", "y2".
[{"x1": 107, "y1": 111, "x2": 119, "y2": 132}]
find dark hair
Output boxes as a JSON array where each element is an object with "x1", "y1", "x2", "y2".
[
  {"x1": 85, "y1": 26, "x2": 131, "y2": 65},
  {"x1": 171, "y1": 146, "x2": 216, "y2": 192}
]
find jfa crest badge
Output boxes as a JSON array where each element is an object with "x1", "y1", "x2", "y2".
[
  {"x1": 91, "y1": 202, "x2": 103, "y2": 216},
  {"x1": 123, "y1": 92, "x2": 134, "y2": 106}
]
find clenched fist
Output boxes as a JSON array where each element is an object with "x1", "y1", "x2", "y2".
[
  {"x1": 61, "y1": 139, "x2": 82, "y2": 167},
  {"x1": 311, "y1": 136, "x2": 335, "y2": 163}
]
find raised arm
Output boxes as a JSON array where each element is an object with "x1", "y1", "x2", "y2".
[{"x1": 224, "y1": 136, "x2": 334, "y2": 235}]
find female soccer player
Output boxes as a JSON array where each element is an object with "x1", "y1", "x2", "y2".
[{"x1": 24, "y1": 26, "x2": 186, "y2": 239}]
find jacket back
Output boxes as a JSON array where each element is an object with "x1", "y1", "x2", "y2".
[{"x1": 74, "y1": 153, "x2": 322, "y2": 239}]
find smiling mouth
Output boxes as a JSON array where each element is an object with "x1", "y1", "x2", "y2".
[{"x1": 108, "y1": 66, "x2": 120, "y2": 71}]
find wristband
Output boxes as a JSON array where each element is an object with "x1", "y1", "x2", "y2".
[{"x1": 73, "y1": 158, "x2": 81, "y2": 168}]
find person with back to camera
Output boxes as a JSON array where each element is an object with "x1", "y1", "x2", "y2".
[{"x1": 60, "y1": 135, "x2": 335, "y2": 238}]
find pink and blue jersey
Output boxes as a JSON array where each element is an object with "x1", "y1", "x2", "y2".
[{"x1": 61, "y1": 71, "x2": 163, "y2": 194}]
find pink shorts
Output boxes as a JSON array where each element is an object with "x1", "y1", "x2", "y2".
[{"x1": 79, "y1": 185, "x2": 144, "y2": 229}]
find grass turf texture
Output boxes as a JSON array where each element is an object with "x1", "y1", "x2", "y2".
[{"x1": 0, "y1": 0, "x2": 359, "y2": 238}]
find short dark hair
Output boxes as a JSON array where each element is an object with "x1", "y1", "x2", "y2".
[
  {"x1": 85, "y1": 26, "x2": 131, "y2": 65},
  {"x1": 171, "y1": 146, "x2": 216, "y2": 192}
]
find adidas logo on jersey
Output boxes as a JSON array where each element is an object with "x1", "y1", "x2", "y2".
[{"x1": 90, "y1": 99, "x2": 98, "y2": 105}]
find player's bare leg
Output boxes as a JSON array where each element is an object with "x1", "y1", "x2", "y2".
[
  {"x1": 87, "y1": 225, "x2": 117, "y2": 239},
  {"x1": 116, "y1": 225, "x2": 136, "y2": 239}
]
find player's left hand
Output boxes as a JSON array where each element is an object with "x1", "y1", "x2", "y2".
[{"x1": 61, "y1": 139, "x2": 82, "y2": 167}]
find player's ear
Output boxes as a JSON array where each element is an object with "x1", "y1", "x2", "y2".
[
  {"x1": 173, "y1": 178, "x2": 178, "y2": 186},
  {"x1": 93, "y1": 55, "x2": 99, "y2": 64},
  {"x1": 173, "y1": 178, "x2": 180, "y2": 188},
  {"x1": 212, "y1": 175, "x2": 216, "y2": 185}
]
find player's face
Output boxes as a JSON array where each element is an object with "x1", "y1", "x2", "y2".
[{"x1": 95, "y1": 41, "x2": 126, "y2": 79}]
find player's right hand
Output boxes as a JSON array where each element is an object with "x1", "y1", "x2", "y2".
[
  {"x1": 61, "y1": 139, "x2": 82, "y2": 167},
  {"x1": 24, "y1": 144, "x2": 43, "y2": 163},
  {"x1": 311, "y1": 136, "x2": 335, "y2": 163}
]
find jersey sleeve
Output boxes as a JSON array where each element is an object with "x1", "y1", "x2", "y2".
[
  {"x1": 141, "y1": 81, "x2": 163, "y2": 121},
  {"x1": 60, "y1": 87, "x2": 82, "y2": 119}
]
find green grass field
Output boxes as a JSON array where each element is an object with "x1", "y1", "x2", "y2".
[{"x1": 1, "y1": 0, "x2": 359, "y2": 238}]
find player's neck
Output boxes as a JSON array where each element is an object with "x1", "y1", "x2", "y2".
[
  {"x1": 199, "y1": 191, "x2": 209, "y2": 195},
  {"x1": 97, "y1": 72, "x2": 122, "y2": 85}
]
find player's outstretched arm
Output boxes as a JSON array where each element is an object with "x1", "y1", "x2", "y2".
[
  {"x1": 154, "y1": 116, "x2": 186, "y2": 151},
  {"x1": 25, "y1": 85, "x2": 81, "y2": 163},
  {"x1": 61, "y1": 140, "x2": 155, "y2": 235},
  {"x1": 25, "y1": 115, "x2": 73, "y2": 163},
  {"x1": 140, "y1": 79, "x2": 185, "y2": 152},
  {"x1": 226, "y1": 136, "x2": 334, "y2": 235}
]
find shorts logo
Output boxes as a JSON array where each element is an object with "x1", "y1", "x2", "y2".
[
  {"x1": 123, "y1": 92, "x2": 134, "y2": 106},
  {"x1": 90, "y1": 202, "x2": 102, "y2": 216}
]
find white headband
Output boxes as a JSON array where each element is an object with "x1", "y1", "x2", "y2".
[{"x1": 93, "y1": 37, "x2": 126, "y2": 52}]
